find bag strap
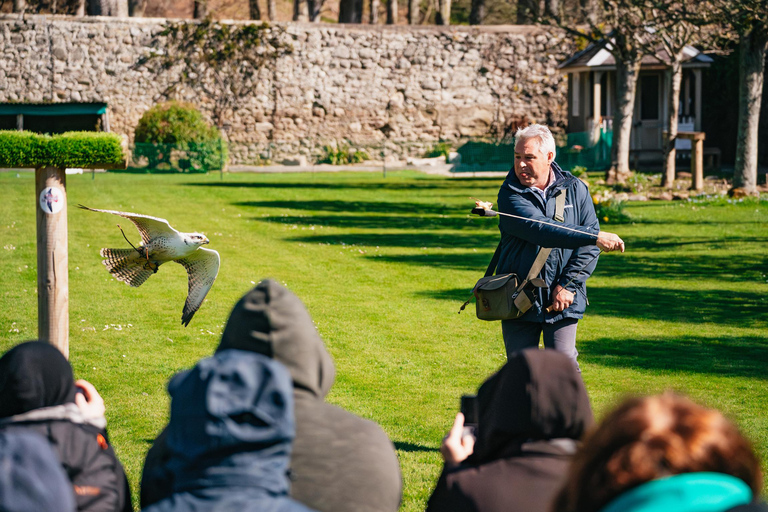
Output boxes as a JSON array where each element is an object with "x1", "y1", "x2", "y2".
[
  {"x1": 483, "y1": 188, "x2": 565, "y2": 279},
  {"x1": 514, "y1": 188, "x2": 567, "y2": 293},
  {"x1": 483, "y1": 242, "x2": 502, "y2": 277},
  {"x1": 459, "y1": 188, "x2": 567, "y2": 314}
]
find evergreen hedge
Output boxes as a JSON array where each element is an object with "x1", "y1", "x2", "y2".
[
  {"x1": 133, "y1": 101, "x2": 227, "y2": 172},
  {"x1": 0, "y1": 131, "x2": 124, "y2": 169}
]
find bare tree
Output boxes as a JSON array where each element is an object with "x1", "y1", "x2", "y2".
[
  {"x1": 141, "y1": 19, "x2": 293, "y2": 130},
  {"x1": 517, "y1": 0, "x2": 539, "y2": 23},
  {"x1": 714, "y1": 0, "x2": 768, "y2": 195},
  {"x1": 469, "y1": 0, "x2": 484, "y2": 24},
  {"x1": 646, "y1": 2, "x2": 714, "y2": 187},
  {"x1": 294, "y1": 0, "x2": 309, "y2": 20},
  {"x1": 193, "y1": 0, "x2": 206, "y2": 18},
  {"x1": 546, "y1": 0, "x2": 655, "y2": 184},
  {"x1": 307, "y1": 0, "x2": 322, "y2": 19},
  {"x1": 13, "y1": 0, "x2": 27, "y2": 12},
  {"x1": 128, "y1": 0, "x2": 145, "y2": 16},
  {"x1": 339, "y1": 0, "x2": 363, "y2": 22},
  {"x1": 267, "y1": 0, "x2": 277, "y2": 19},
  {"x1": 249, "y1": 0, "x2": 261, "y2": 19},
  {"x1": 370, "y1": 0, "x2": 379, "y2": 23},
  {"x1": 386, "y1": 0, "x2": 397, "y2": 23},
  {"x1": 436, "y1": 0, "x2": 450, "y2": 24},
  {"x1": 408, "y1": 0, "x2": 418, "y2": 23}
]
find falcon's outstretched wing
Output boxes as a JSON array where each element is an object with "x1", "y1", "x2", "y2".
[
  {"x1": 77, "y1": 204, "x2": 179, "y2": 245},
  {"x1": 176, "y1": 248, "x2": 220, "y2": 327}
]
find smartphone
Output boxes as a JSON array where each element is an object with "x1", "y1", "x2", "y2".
[{"x1": 460, "y1": 394, "x2": 478, "y2": 439}]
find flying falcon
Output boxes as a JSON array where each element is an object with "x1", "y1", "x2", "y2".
[{"x1": 78, "y1": 205, "x2": 220, "y2": 327}]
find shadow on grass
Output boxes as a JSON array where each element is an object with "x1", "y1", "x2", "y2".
[
  {"x1": 259, "y1": 214, "x2": 496, "y2": 232},
  {"x1": 237, "y1": 199, "x2": 464, "y2": 216},
  {"x1": 373, "y1": 253, "x2": 494, "y2": 273},
  {"x1": 619, "y1": 236, "x2": 768, "y2": 252},
  {"x1": 588, "y1": 286, "x2": 768, "y2": 328},
  {"x1": 291, "y1": 232, "x2": 497, "y2": 249},
  {"x1": 581, "y1": 334, "x2": 768, "y2": 380},
  {"x1": 394, "y1": 441, "x2": 440, "y2": 453},
  {"x1": 185, "y1": 177, "x2": 503, "y2": 191},
  {"x1": 594, "y1": 252, "x2": 768, "y2": 283},
  {"x1": 418, "y1": 285, "x2": 768, "y2": 329}
]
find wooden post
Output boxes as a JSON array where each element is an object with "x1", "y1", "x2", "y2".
[
  {"x1": 691, "y1": 136, "x2": 704, "y2": 191},
  {"x1": 35, "y1": 166, "x2": 69, "y2": 359}
]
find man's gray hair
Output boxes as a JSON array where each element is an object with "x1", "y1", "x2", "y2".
[{"x1": 515, "y1": 124, "x2": 557, "y2": 160}]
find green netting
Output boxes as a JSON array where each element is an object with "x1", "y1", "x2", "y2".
[
  {"x1": 452, "y1": 130, "x2": 613, "y2": 173},
  {"x1": 556, "y1": 129, "x2": 613, "y2": 173},
  {"x1": 129, "y1": 141, "x2": 228, "y2": 173}
]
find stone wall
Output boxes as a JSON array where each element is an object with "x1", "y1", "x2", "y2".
[{"x1": 0, "y1": 15, "x2": 574, "y2": 164}]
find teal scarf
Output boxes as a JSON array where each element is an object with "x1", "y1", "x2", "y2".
[{"x1": 600, "y1": 472, "x2": 752, "y2": 512}]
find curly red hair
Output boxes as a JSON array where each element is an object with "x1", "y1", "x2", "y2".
[{"x1": 552, "y1": 392, "x2": 761, "y2": 512}]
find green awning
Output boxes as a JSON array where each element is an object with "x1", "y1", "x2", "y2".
[{"x1": 0, "y1": 103, "x2": 107, "y2": 116}]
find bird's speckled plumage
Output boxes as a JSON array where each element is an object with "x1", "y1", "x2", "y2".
[{"x1": 78, "y1": 205, "x2": 220, "y2": 326}]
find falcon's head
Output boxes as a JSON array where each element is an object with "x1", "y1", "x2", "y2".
[{"x1": 187, "y1": 233, "x2": 210, "y2": 247}]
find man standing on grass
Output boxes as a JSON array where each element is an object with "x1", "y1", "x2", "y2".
[{"x1": 497, "y1": 124, "x2": 624, "y2": 369}]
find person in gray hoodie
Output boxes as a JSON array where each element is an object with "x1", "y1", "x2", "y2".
[
  {"x1": 142, "y1": 279, "x2": 402, "y2": 512},
  {"x1": 141, "y1": 349, "x2": 316, "y2": 512}
]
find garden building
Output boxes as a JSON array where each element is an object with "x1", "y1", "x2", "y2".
[{"x1": 558, "y1": 40, "x2": 713, "y2": 168}]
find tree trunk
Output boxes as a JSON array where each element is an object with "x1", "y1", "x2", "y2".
[
  {"x1": 370, "y1": 0, "x2": 379, "y2": 23},
  {"x1": 662, "y1": 59, "x2": 683, "y2": 188},
  {"x1": 732, "y1": 28, "x2": 767, "y2": 194},
  {"x1": 607, "y1": 55, "x2": 642, "y2": 184},
  {"x1": 308, "y1": 0, "x2": 322, "y2": 20},
  {"x1": 76, "y1": 0, "x2": 86, "y2": 15},
  {"x1": 268, "y1": 0, "x2": 277, "y2": 19},
  {"x1": 128, "y1": 0, "x2": 144, "y2": 16},
  {"x1": 386, "y1": 0, "x2": 397, "y2": 23},
  {"x1": 469, "y1": 0, "x2": 484, "y2": 24},
  {"x1": 516, "y1": 0, "x2": 540, "y2": 23},
  {"x1": 193, "y1": 0, "x2": 207, "y2": 18},
  {"x1": 114, "y1": 0, "x2": 129, "y2": 16},
  {"x1": 543, "y1": 0, "x2": 557, "y2": 17},
  {"x1": 436, "y1": 0, "x2": 450, "y2": 24},
  {"x1": 249, "y1": 0, "x2": 262, "y2": 19},
  {"x1": 408, "y1": 0, "x2": 418, "y2": 23},
  {"x1": 294, "y1": 0, "x2": 309, "y2": 20},
  {"x1": 13, "y1": 0, "x2": 26, "y2": 13},
  {"x1": 339, "y1": 0, "x2": 363, "y2": 22}
]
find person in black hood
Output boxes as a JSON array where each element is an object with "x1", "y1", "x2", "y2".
[
  {"x1": 426, "y1": 348, "x2": 594, "y2": 512},
  {"x1": 141, "y1": 349, "x2": 316, "y2": 512},
  {"x1": 0, "y1": 341, "x2": 132, "y2": 512},
  {"x1": 142, "y1": 279, "x2": 402, "y2": 512}
]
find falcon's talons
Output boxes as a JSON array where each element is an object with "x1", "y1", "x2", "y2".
[{"x1": 143, "y1": 261, "x2": 159, "y2": 273}]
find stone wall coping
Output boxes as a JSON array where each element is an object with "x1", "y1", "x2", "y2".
[{"x1": 0, "y1": 13, "x2": 551, "y2": 35}]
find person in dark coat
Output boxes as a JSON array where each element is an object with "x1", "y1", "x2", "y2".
[
  {"x1": 0, "y1": 341, "x2": 132, "y2": 512},
  {"x1": 141, "y1": 349, "x2": 316, "y2": 512},
  {"x1": 426, "y1": 348, "x2": 594, "y2": 512},
  {"x1": 496, "y1": 124, "x2": 625, "y2": 367},
  {"x1": 0, "y1": 430, "x2": 77, "y2": 512},
  {"x1": 142, "y1": 279, "x2": 402, "y2": 512}
]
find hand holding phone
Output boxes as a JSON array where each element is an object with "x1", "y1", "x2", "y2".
[
  {"x1": 460, "y1": 394, "x2": 478, "y2": 439},
  {"x1": 440, "y1": 412, "x2": 475, "y2": 467},
  {"x1": 74, "y1": 379, "x2": 106, "y2": 420}
]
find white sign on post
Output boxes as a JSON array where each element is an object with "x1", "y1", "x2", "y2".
[{"x1": 39, "y1": 186, "x2": 64, "y2": 214}]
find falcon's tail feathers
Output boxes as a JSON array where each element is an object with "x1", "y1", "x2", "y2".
[{"x1": 100, "y1": 248, "x2": 157, "y2": 288}]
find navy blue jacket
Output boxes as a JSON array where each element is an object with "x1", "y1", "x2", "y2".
[
  {"x1": 141, "y1": 350, "x2": 316, "y2": 512},
  {"x1": 496, "y1": 162, "x2": 600, "y2": 323}
]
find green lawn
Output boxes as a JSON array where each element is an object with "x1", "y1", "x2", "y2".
[{"x1": 1, "y1": 170, "x2": 767, "y2": 511}]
